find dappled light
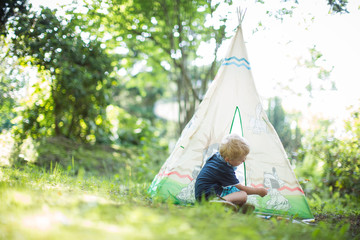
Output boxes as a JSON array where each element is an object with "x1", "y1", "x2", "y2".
[
  {"x1": 11, "y1": 191, "x2": 33, "y2": 206},
  {"x1": 22, "y1": 210, "x2": 70, "y2": 231},
  {"x1": 0, "y1": 131, "x2": 14, "y2": 166},
  {"x1": 1, "y1": 0, "x2": 359, "y2": 239}
]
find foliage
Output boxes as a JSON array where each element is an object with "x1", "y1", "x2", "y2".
[
  {"x1": 308, "y1": 192, "x2": 360, "y2": 238},
  {"x1": 303, "y1": 46, "x2": 335, "y2": 97},
  {"x1": 266, "y1": 97, "x2": 302, "y2": 161},
  {"x1": 107, "y1": 105, "x2": 164, "y2": 146},
  {"x1": 278, "y1": 45, "x2": 336, "y2": 101},
  {"x1": 0, "y1": 0, "x2": 29, "y2": 36},
  {"x1": 296, "y1": 106, "x2": 360, "y2": 205},
  {"x1": 80, "y1": 0, "x2": 232, "y2": 132},
  {"x1": 327, "y1": 0, "x2": 349, "y2": 13},
  {"x1": 106, "y1": 105, "x2": 168, "y2": 180},
  {"x1": 114, "y1": 84, "x2": 164, "y2": 121},
  {"x1": 9, "y1": 132, "x2": 167, "y2": 182},
  {"x1": 325, "y1": 106, "x2": 360, "y2": 199},
  {"x1": 0, "y1": 163, "x2": 357, "y2": 239},
  {"x1": 0, "y1": 40, "x2": 26, "y2": 131},
  {"x1": 8, "y1": 7, "x2": 114, "y2": 143},
  {"x1": 1, "y1": 1, "x2": 359, "y2": 238}
]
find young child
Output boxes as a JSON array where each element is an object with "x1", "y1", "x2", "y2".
[{"x1": 195, "y1": 133, "x2": 267, "y2": 207}]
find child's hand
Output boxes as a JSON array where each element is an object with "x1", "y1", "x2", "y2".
[{"x1": 257, "y1": 188, "x2": 268, "y2": 197}]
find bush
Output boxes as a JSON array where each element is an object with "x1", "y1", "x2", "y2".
[
  {"x1": 296, "y1": 106, "x2": 360, "y2": 205},
  {"x1": 10, "y1": 135, "x2": 167, "y2": 183}
]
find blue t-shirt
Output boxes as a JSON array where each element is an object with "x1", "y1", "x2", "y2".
[{"x1": 195, "y1": 152, "x2": 239, "y2": 201}]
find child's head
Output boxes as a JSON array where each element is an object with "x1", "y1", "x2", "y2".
[{"x1": 220, "y1": 134, "x2": 250, "y2": 166}]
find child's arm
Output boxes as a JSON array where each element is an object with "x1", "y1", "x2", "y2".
[{"x1": 235, "y1": 184, "x2": 268, "y2": 197}]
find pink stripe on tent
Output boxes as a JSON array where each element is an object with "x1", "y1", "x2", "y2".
[
  {"x1": 278, "y1": 186, "x2": 304, "y2": 194},
  {"x1": 158, "y1": 171, "x2": 193, "y2": 181},
  {"x1": 250, "y1": 183, "x2": 304, "y2": 194}
]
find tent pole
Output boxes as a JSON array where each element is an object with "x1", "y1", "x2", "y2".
[{"x1": 237, "y1": 7, "x2": 247, "y2": 27}]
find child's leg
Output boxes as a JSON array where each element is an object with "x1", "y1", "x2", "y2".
[{"x1": 222, "y1": 191, "x2": 247, "y2": 206}]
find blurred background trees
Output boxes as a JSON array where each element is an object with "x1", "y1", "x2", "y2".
[
  {"x1": 9, "y1": 7, "x2": 114, "y2": 142},
  {"x1": 81, "y1": 0, "x2": 231, "y2": 133},
  {"x1": 266, "y1": 96, "x2": 302, "y2": 161},
  {"x1": 0, "y1": 0, "x2": 29, "y2": 36},
  {"x1": 296, "y1": 106, "x2": 360, "y2": 203}
]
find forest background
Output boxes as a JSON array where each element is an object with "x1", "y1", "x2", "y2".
[{"x1": 0, "y1": 0, "x2": 360, "y2": 239}]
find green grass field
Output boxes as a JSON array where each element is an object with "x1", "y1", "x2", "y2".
[
  {"x1": 0, "y1": 164, "x2": 357, "y2": 240},
  {"x1": 0, "y1": 136, "x2": 359, "y2": 240}
]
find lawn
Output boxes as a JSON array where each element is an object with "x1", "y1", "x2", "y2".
[
  {"x1": 0, "y1": 136, "x2": 359, "y2": 240},
  {"x1": 0, "y1": 164, "x2": 357, "y2": 240}
]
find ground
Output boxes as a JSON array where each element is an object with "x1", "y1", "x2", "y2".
[{"x1": 0, "y1": 136, "x2": 359, "y2": 239}]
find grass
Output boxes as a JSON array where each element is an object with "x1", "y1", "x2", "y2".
[
  {"x1": 0, "y1": 164, "x2": 356, "y2": 240},
  {"x1": 0, "y1": 135, "x2": 359, "y2": 239}
]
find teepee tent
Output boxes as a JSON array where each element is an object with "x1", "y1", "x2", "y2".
[{"x1": 149, "y1": 17, "x2": 313, "y2": 219}]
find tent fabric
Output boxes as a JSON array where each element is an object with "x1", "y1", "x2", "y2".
[{"x1": 148, "y1": 26, "x2": 313, "y2": 219}]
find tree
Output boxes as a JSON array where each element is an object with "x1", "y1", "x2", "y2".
[
  {"x1": 8, "y1": 7, "x2": 114, "y2": 143},
  {"x1": 267, "y1": 97, "x2": 302, "y2": 160},
  {"x1": 303, "y1": 46, "x2": 335, "y2": 98},
  {"x1": 298, "y1": 107, "x2": 360, "y2": 202},
  {"x1": 0, "y1": 1, "x2": 30, "y2": 131},
  {"x1": 327, "y1": 0, "x2": 349, "y2": 13},
  {"x1": 0, "y1": 0, "x2": 29, "y2": 36},
  {"x1": 80, "y1": 0, "x2": 232, "y2": 133},
  {"x1": 0, "y1": 45, "x2": 25, "y2": 131}
]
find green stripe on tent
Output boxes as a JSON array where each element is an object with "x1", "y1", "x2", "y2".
[{"x1": 229, "y1": 106, "x2": 247, "y2": 186}]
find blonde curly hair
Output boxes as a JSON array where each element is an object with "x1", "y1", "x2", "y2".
[{"x1": 219, "y1": 134, "x2": 250, "y2": 160}]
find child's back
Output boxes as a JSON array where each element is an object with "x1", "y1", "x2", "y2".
[
  {"x1": 194, "y1": 134, "x2": 267, "y2": 206},
  {"x1": 195, "y1": 152, "x2": 239, "y2": 201}
]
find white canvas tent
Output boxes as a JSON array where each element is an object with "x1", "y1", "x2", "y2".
[{"x1": 149, "y1": 22, "x2": 313, "y2": 219}]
